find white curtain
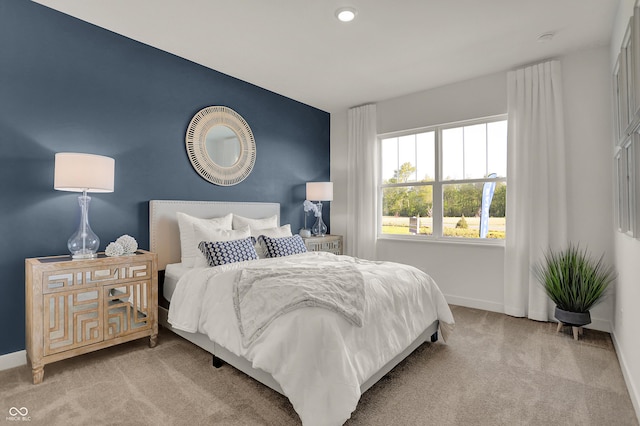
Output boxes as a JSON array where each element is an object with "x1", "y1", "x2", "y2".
[
  {"x1": 347, "y1": 104, "x2": 378, "y2": 260},
  {"x1": 504, "y1": 60, "x2": 568, "y2": 321}
]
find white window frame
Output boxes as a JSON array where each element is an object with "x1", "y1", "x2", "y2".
[
  {"x1": 377, "y1": 114, "x2": 507, "y2": 245},
  {"x1": 616, "y1": 133, "x2": 639, "y2": 237}
]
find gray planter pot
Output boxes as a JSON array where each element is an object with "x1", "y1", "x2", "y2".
[{"x1": 554, "y1": 306, "x2": 591, "y2": 327}]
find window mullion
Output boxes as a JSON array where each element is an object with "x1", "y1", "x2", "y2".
[
  {"x1": 485, "y1": 123, "x2": 489, "y2": 177},
  {"x1": 433, "y1": 128, "x2": 443, "y2": 237},
  {"x1": 396, "y1": 137, "x2": 400, "y2": 181},
  {"x1": 433, "y1": 183, "x2": 443, "y2": 237},
  {"x1": 462, "y1": 126, "x2": 466, "y2": 180}
]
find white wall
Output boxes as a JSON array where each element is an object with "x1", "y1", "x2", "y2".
[
  {"x1": 562, "y1": 47, "x2": 615, "y2": 327},
  {"x1": 375, "y1": 72, "x2": 508, "y2": 312},
  {"x1": 330, "y1": 50, "x2": 614, "y2": 332},
  {"x1": 614, "y1": 235, "x2": 640, "y2": 416},
  {"x1": 610, "y1": 0, "x2": 640, "y2": 418},
  {"x1": 376, "y1": 72, "x2": 507, "y2": 134},
  {"x1": 377, "y1": 240, "x2": 505, "y2": 312}
]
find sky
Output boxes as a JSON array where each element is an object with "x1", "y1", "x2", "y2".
[{"x1": 381, "y1": 120, "x2": 507, "y2": 182}]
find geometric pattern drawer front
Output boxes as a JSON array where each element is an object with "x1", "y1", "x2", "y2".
[
  {"x1": 303, "y1": 236, "x2": 343, "y2": 255},
  {"x1": 43, "y1": 262, "x2": 151, "y2": 294},
  {"x1": 105, "y1": 281, "x2": 151, "y2": 340},
  {"x1": 44, "y1": 289, "x2": 103, "y2": 356}
]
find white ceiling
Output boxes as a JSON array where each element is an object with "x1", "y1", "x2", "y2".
[{"x1": 33, "y1": 0, "x2": 619, "y2": 113}]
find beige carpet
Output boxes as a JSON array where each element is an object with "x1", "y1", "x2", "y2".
[{"x1": 1, "y1": 305, "x2": 637, "y2": 425}]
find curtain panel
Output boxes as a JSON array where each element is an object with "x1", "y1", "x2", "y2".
[
  {"x1": 504, "y1": 60, "x2": 568, "y2": 321},
  {"x1": 347, "y1": 104, "x2": 378, "y2": 260}
]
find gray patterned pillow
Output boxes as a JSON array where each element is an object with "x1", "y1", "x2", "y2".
[
  {"x1": 198, "y1": 237, "x2": 258, "y2": 266},
  {"x1": 258, "y1": 234, "x2": 307, "y2": 258}
]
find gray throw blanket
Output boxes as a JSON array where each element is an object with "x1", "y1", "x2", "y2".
[{"x1": 234, "y1": 263, "x2": 365, "y2": 347}]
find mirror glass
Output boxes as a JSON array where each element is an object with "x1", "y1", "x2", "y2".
[
  {"x1": 205, "y1": 125, "x2": 240, "y2": 167},
  {"x1": 185, "y1": 106, "x2": 256, "y2": 186}
]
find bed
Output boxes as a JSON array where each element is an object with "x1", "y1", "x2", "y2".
[{"x1": 149, "y1": 200, "x2": 454, "y2": 425}]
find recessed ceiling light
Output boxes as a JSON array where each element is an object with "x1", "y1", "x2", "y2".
[{"x1": 336, "y1": 7, "x2": 357, "y2": 22}]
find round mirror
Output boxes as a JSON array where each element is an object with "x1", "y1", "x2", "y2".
[
  {"x1": 205, "y1": 125, "x2": 240, "y2": 167},
  {"x1": 185, "y1": 106, "x2": 256, "y2": 186}
]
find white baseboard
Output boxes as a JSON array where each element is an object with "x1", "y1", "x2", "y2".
[
  {"x1": 445, "y1": 294, "x2": 611, "y2": 332},
  {"x1": 585, "y1": 318, "x2": 612, "y2": 333},
  {"x1": 611, "y1": 330, "x2": 640, "y2": 422},
  {"x1": 444, "y1": 294, "x2": 504, "y2": 314},
  {"x1": 0, "y1": 350, "x2": 26, "y2": 372}
]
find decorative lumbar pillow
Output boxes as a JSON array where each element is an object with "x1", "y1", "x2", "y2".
[
  {"x1": 258, "y1": 234, "x2": 308, "y2": 258},
  {"x1": 192, "y1": 224, "x2": 251, "y2": 267},
  {"x1": 253, "y1": 224, "x2": 292, "y2": 258},
  {"x1": 232, "y1": 214, "x2": 278, "y2": 234},
  {"x1": 198, "y1": 237, "x2": 258, "y2": 267},
  {"x1": 177, "y1": 212, "x2": 233, "y2": 267}
]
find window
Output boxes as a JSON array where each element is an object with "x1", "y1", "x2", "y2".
[{"x1": 379, "y1": 116, "x2": 507, "y2": 240}]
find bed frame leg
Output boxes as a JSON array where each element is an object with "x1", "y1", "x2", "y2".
[
  {"x1": 212, "y1": 355, "x2": 224, "y2": 368},
  {"x1": 430, "y1": 331, "x2": 438, "y2": 342}
]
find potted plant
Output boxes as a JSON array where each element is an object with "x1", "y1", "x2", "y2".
[{"x1": 533, "y1": 244, "x2": 616, "y2": 340}]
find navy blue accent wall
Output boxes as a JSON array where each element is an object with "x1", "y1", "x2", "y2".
[{"x1": 0, "y1": 1, "x2": 330, "y2": 356}]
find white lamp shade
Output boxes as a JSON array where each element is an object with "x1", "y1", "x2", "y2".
[
  {"x1": 54, "y1": 152, "x2": 115, "y2": 193},
  {"x1": 306, "y1": 182, "x2": 333, "y2": 201}
]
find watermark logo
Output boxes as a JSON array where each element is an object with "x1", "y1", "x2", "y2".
[{"x1": 6, "y1": 407, "x2": 30, "y2": 422}]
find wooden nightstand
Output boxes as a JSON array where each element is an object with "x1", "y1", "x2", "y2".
[
  {"x1": 25, "y1": 250, "x2": 158, "y2": 384},
  {"x1": 302, "y1": 235, "x2": 343, "y2": 255}
]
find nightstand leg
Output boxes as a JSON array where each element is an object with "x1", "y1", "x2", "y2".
[
  {"x1": 32, "y1": 364, "x2": 44, "y2": 385},
  {"x1": 149, "y1": 334, "x2": 158, "y2": 348}
]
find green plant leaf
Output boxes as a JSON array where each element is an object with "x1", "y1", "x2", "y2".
[{"x1": 532, "y1": 244, "x2": 616, "y2": 313}]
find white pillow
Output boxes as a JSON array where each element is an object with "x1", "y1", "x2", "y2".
[
  {"x1": 232, "y1": 214, "x2": 278, "y2": 234},
  {"x1": 257, "y1": 224, "x2": 292, "y2": 238},
  {"x1": 177, "y1": 212, "x2": 233, "y2": 267},
  {"x1": 254, "y1": 224, "x2": 292, "y2": 258},
  {"x1": 192, "y1": 224, "x2": 251, "y2": 267}
]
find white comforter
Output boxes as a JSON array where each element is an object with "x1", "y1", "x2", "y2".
[{"x1": 168, "y1": 252, "x2": 454, "y2": 426}]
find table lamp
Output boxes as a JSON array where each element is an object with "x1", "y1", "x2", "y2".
[
  {"x1": 306, "y1": 182, "x2": 333, "y2": 237},
  {"x1": 54, "y1": 152, "x2": 115, "y2": 259}
]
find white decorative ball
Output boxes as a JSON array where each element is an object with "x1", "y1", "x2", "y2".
[
  {"x1": 299, "y1": 229, "x2": 311, "y2": 238},
  {"x1": 105, "y1": 242, "x2": 125, "y2": 257},
  {"x1": 116, "y1": 234, "x2": 138, "y2": 254}
]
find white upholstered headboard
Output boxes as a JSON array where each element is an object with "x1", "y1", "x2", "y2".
[{"x1": 149, "y1": 200, "x2": 280, "y2": 270}]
